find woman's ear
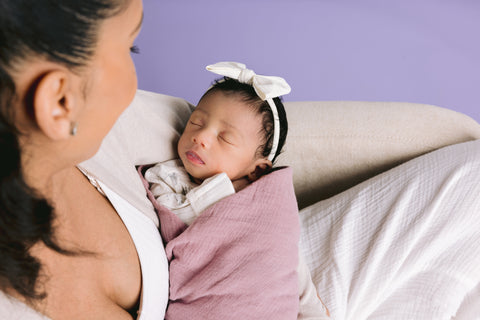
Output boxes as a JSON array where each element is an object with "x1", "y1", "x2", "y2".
[
  {"x1": 247, "y1": 159, "x2": 272, "y2": 181},
  {"x1": 33, "y1": 70, "x2": 77, "y2": 140}
]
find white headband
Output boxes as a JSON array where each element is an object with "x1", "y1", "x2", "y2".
[{"x1": 206, "y1": 62, "x2": 291, "y2": 161}]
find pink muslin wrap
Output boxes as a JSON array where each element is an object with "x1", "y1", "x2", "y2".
[{"x1": 140, "y1": 166, "x2": 300, "y2": 319}]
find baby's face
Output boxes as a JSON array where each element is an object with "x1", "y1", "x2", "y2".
[{"x1": 178, "y1": 92, "x2": 266, "y2": 182}]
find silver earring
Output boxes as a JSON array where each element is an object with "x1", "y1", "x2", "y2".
[{"x1": 70, "y1": 122, "x2": 78, "y2": 136}]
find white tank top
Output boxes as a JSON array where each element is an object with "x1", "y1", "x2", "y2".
[{"x1": 99, "y1": 181, "x2": 169, "y2": 320}]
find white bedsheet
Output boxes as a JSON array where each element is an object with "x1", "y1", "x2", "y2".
[{"x1": 299, "y1": 140, "x2": 480, "y2": 320}]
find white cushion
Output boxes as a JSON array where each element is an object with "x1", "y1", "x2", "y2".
[
  {"x1": 80, "y1": 90, "x2": 193, "y2": 225},
  {"x1": 277, "y1": 101, "x2": 480, "y2": 208}
]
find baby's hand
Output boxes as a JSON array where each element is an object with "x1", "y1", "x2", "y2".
[{"x1": 232, "y1": 178, "x2": 250, "y2": 192}]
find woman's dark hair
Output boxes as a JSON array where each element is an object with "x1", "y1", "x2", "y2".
[
  {"x1": 200, "y1": 77, "x2": 288, "y2": 164},
  {"x1": 0, "y1": 0, "x2": 128, "y2": 301}
]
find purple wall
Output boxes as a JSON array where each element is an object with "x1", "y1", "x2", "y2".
[{"x1": 133, "y1": 0, "x2": 480, "y2": 122}]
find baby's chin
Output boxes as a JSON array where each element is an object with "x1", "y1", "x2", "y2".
[
  {"x1": 186, "y1": 169, "x2": 232, "y2": 185},
  {"x1": 184, "y1": 169, "x2": 206, "y2": 184},
  {"x1": 181, "y1": 158, "x2": 234, "y2": 183}
]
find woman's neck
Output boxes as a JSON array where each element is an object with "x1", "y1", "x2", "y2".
[{"x1": 19, "y1": 130, "x2": 78, "y2": 199}]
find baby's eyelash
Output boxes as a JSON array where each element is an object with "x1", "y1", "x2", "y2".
[
  {"x1": 220, "y1": 135, "x2": 233, "y2": 145},
  {"x1": 130, "y1": 45, "x2": 140, "y2": 54}
]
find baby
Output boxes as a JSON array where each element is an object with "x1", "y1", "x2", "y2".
[
  {"x1": 141, "y1": 62, "x2": 329, "y2": 319},
  {"x1": 145, "y1": 62, "x2": 289, "y2": 223}
]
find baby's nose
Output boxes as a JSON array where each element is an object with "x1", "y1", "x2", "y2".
[{"x1": 193, "y1": 130, "x2": 212, "y2": 148}]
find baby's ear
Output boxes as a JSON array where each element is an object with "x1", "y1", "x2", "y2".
[{"x1": 247, "y1": 160, "x2": 272, "y2": 181}]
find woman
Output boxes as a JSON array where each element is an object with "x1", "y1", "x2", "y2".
[{"x1": 0, "y1": 0, "x2": 146, "y2": 318}]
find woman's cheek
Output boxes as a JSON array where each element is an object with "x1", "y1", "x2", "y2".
[
  {"x1": 126, "y1": 56, "x2": 138, "y2": 98},
  {"x1": 110, "y1": 56, "x2": 138, "y2": 115}
]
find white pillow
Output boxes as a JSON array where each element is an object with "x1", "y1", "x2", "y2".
[
  {"x1": 80, "y1": 90, "x2": 193, "y2": 224},
  {"x1": 277, "y1": 101, "x2": 480, "y2": 208}
]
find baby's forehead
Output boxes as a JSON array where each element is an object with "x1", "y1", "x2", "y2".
[
  {"x1": 192, "y1": 105, "x2": 260, "y2": 124},
  {"x1": 195, "y1": 95, "x2": 260, "y2": 117}
]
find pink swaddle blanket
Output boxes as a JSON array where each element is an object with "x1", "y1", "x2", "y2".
[{"x1": 140, "y1": 166, "x2": 300, "y2": 319}]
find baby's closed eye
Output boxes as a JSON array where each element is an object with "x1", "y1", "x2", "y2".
[
  {"x1": 190, "y1": 120, "x2": 202, "y2": 127},
  {"x1": 219, "y1": 133, "x2": 236, "y2": 145}
]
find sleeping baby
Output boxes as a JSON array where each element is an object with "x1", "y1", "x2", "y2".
[{"x1": 140, "y1": 62, "x2": 329, "y2": 319}]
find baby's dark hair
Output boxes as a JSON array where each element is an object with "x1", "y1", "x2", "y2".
[{"x1": 200, "y1": 77, "x2": 288, "y2": 164}]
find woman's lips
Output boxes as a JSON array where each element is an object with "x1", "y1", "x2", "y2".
[{"x1": 186, "y1": 151, "x2": 205, "y2": 165}]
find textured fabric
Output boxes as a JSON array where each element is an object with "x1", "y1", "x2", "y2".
[
  {"x1": 141, "y1": 163, "x2": 329, "y2": 319},
  {"x1": 299, "y1": 139, "x2": 480, "y2": 320},
  {"x1": 144, "y1": 160, "x2": 235, "y2": 225},
  {"x1": 146, "y1": 168, "x2": 300, "y2": 319},
  {"x1": 206, "y1": 61, "x2": 291, "y2": 100},
  {"x1": 454, "y1": 281, "x2": 480, "y2": 320},
  {"x1": 297, "y1": 253, "x2": 331, "y2": 319}
]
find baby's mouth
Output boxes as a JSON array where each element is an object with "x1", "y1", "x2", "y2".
[{"x1": 186, "y1": 151, "x2": 205, "y2": 165}]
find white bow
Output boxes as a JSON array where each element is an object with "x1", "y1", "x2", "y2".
[
  {"x1": 206, "y1": 62, "x2": 291, "y2": 100},
  {"x1": 206, "y1": 62, "x2": 290, "y2": 161}
]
